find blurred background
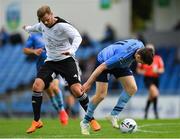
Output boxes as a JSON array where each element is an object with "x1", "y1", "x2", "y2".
[{"x1": 0, "y1": 0, "x2": 179, "y2": 120}]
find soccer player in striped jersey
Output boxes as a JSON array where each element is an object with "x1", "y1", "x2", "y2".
[
  {"x1": 23, "y1": 5, "x2": 100, "y2": 134},
  {"x1": 137, "y1": 44, "x2": 164, "y2": 119},
  {"x1": 23, "y1": 32, "x2": 68, "y2": 126},
  {"x1": 80, "y1": 39, "x2": 154, "y2": 135}
]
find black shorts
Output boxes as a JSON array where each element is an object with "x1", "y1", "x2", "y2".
[
  {"x1": 95, "y1": 60, "x2": 133, "y2": 82},
  {"x1": 37, "y1": 57, "x2": 81, "y2": 89},
  {"x1": 144, "y1": 76, "x2": 159, "y2": 89}
]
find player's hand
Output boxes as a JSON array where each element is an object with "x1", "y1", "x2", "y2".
[
  {"x1": 34, "y1": 48, "x2": 43, "y2": 56},
  {"x1": 61, "y1": 51, "x2": 70, "y2": 55},
  {"x1": 82, "y1": 82, "x2": 91, "y2": 93},
  {"x1": 152, "y1": 65, "x2": 158, "y2": 73}
]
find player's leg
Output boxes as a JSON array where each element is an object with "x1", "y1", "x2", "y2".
[
  {"x1": 46, "y1": 86, "x2": 59, "y2": 112},
  {"x1": 144, "y1": 77, "x2": 153, "y2": 119},
  {"x1": 50, "y1": 79, "x2": 68, "y2": 125},
  {"x1": 80, "y1": 82, "x2": 108, "y2": 135},
  {"x1": 70, "y1": 83, "x2": 91, "y2": 135},
  {"x1": 51, "y1": 79, "x2": 64, "y2": 110},
  {"x1": 70, "y1": 83, "x2": 89, "y2": 112},
  {"x1": 84, "y1": 82, "x2": 108, "y2": 123},
  {"x1": 70, "y1": 83, "x2": 101, "y2": 132},
  {"x1": 144, "y1": 94, "x2": 151, "y2": 119},
  {"x1": 59, "y1": 58, "x2": 89, "y2": 113},
  {"x1": 149, "y1": 84, "x2": 159, "y2": 119},
  {"x1": 108, "y1": 75, "x2": 137, "y2": 128},
  {"x1": 62, "y1": 57, "x2": 100, "y2": 131},
  {"x1": 26, "y1": 62, "x2": 54, "y2": 134},
  {"x1": 26, "y1": 78, "x2": 45, "y2": 134}
]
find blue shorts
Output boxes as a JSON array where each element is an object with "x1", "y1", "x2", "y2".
[
  {"x1": 96, "y1": 60, "x2": 133, "y2": 82},
  {"x1": 36, "y1": 57, "x2": 45, "y2": 72}
]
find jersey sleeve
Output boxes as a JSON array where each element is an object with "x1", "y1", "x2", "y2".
[
  {"x1": 25, "y1": 35, "x2": 34, "y2": 48},
  {"x1": 105, "y1": 54, "x2": 121, "y2": 69},
  {"x1": 158, "y1": 56, "x2": 164, "y2": 69},
  {"x1": 25, "y1": 23, "x2": 42, "y2": 33},
  {"x1": 60, "y1": 23, "x2": 82, "y2": 54}
]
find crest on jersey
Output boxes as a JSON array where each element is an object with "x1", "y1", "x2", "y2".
[{"x1": 6, "y1": 2, "x2": 21, "y2": 30}]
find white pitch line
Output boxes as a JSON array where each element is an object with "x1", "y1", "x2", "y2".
[
  {"x1": 138, "y1": 123, "x2": 180, "y2": 133},
  {"x1": 138, "y1": 129, "x2": 176, "y2": 133}
]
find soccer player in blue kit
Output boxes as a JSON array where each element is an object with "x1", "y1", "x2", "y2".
[
  {"x1": 80, "y1": 39, "x2": 154, "y2": 135},
  {"x1": 23, "y1": 33, "x2": 68, "y2": 132}
]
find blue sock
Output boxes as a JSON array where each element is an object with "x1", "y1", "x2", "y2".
[
  {"x1": 83, "y1": 102, "x2": 97, "y2": 124},
  {"x1": 55, "y1": 90, "x2": 64, "y2": 111},
  {"x1": 111, "y1": 90, "x2": 131, "y2": 116},
  {"x1": 50, "y1": 96, "x2": 59, "y2": 112}
]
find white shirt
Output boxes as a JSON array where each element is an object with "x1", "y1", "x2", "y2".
[{"x1": 25, "y1": 17, "x2": 82, "y2": 61}]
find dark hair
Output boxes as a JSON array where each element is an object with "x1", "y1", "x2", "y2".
[
  {"x1": 137, "y1": 48, "x2": 154, "y2": 65},
  {"x1": 37, "y1": 5, "x2": 51, "y2": 20}
]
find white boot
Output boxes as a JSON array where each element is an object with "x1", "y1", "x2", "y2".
[
  {"x1": 80, "y1": 120, "x2": 90, "y2": 135},
  {"x1": 106, "y1": 115, "x2": 119, "y2": 129}
]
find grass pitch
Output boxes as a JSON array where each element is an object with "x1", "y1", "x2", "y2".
[{"x1": 0, "y1": 118, "x2": 180, "y2": 138}]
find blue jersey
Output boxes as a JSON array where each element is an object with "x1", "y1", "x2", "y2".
[
  {"x1": 97, "y1": 39, "x2": 144, "y2": 69},
  {"x1": 25, "y1": 33, "x2": 47, "y2": 70}
]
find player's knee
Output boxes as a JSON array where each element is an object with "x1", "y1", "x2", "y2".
[
  {"x1": 70, "y1": 83, "x2": 82, "y2": 97},
  {"x1": 95, "y1": 91, "x2": 107, "y2": 101},
  {"x1": 32, "y1": 78, "x2": 45, "y2": 92},
  {"x1": 125, "y1": 85, "x2": 137, "y2": 96},
  {"x1": 50, "y1": 83, "x2": 59, "y2": 93},
  {"x1": 53, "y1": 85, "x2": 60, "y2": 93}
]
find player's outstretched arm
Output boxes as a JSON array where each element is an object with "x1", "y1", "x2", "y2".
[
  {"x1": 82, "y1": 63, "x2": 107, "y2": 93},
  {"x1": 22, "y1": 25, "x2": 32, "y2": 32},
  {"x1": 22, "y1": 23, "x2": 42, "y2": 33}
]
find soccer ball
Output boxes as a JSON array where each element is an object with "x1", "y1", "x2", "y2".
[{"x1": 119, "y1": 118, "x2": 137, "y2": 133}]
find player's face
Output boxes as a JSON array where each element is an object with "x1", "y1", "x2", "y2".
[{"x1": 41, "y1": 13, "x2": 54, "y2": 27}]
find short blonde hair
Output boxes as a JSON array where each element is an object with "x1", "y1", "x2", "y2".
[{"x1": 37, "y1": 5, "x2": 51, "y2": 19}]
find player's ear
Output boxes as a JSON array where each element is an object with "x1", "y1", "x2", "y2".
[{"x1": 136, "y1": 54, "x2": 141, "y2": 62}]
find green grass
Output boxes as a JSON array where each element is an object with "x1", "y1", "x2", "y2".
[{"x1": 0, "y1": 118, "x2": 180, "y2": 138}]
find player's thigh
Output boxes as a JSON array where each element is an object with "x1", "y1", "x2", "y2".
[
  {"x1": 144, "y1": 77, "x2": 159, "y2": 97},
  {"x1": 52, "y1": 78, "x2": 59, "y2": 86},
  {"x1": 112, "y1": 68, "x2": 137, "y2": 95},
  {"x1": 37, "y1": 62, "x2": 54, "y2": 89},
  {"x1": 118, "y1": 75, "x2": 137, "y2": 95},
  {"x1": 50, "y1": 79, "x2": 60, "y2": 92},
  {"x1": 60, "y1": 58, "x2": 81, "y2": 87},
  {"x1": 46, "y1": 79, "x2": 60, "y2": 97},
  {"x1": 149, "y1": 84, "x2": 159, "y2": 97},
  {"x1": 94, "y1": 81, "x2": 108, "y2": 100}
]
